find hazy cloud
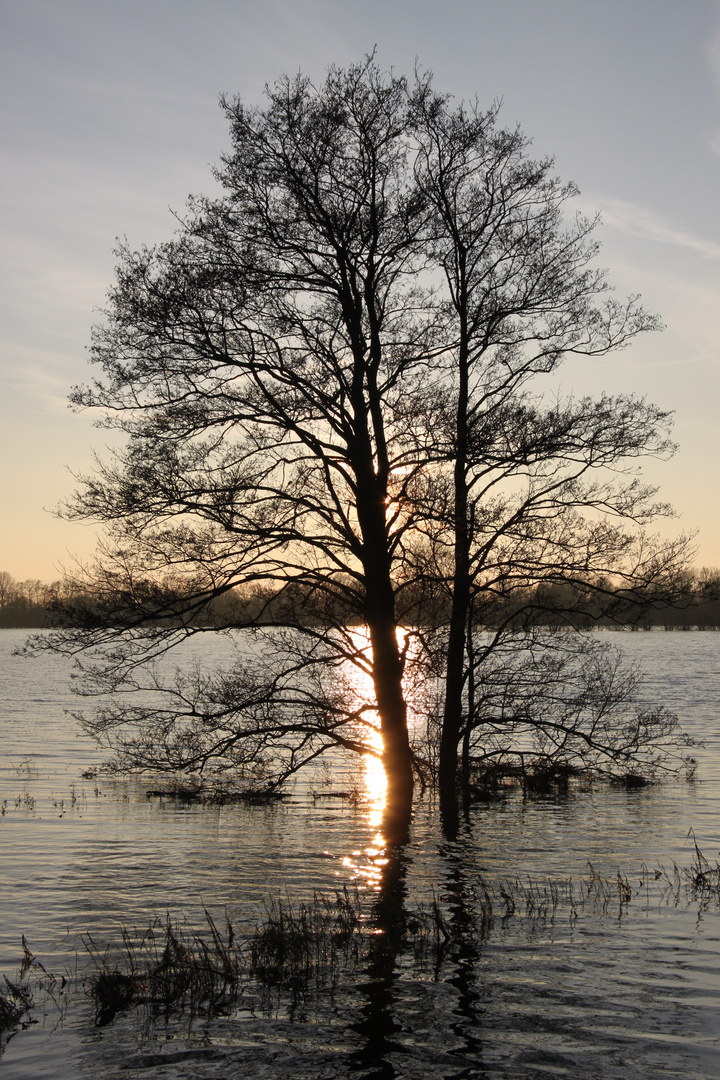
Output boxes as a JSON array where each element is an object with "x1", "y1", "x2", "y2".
[{"x1": 581, "y1": 196, "x2": 720, "y2": 260}]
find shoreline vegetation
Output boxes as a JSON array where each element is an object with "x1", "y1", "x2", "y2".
[{"x1": 1, "y1": 567, "x2": 719, "y2": 631}]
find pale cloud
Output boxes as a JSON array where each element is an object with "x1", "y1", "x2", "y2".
[
  {"x1": 607, "y1": 258, "x2": 720, "y2": 362},
  {"x1": 575, "y1": 195, "x2": 720, "y2": 260},
  {"x1": 0, "y1": 343, "x2": 81, "y2": 412}
]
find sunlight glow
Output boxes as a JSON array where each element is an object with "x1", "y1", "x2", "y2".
[{"x1": 335, "y1": 625, "x2": 420, "y2": 889}]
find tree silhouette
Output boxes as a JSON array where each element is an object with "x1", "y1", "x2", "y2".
[{"x1": 38, "y1": 58, "x2": 692, "y2": 838}]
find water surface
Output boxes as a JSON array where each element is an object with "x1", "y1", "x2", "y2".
[{"x1": 1, "y1": 628, "x2": 718, "y2": 1078}]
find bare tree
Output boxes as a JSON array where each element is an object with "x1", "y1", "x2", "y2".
[
  {"x1": 0, "y1": 571, "x2": 15, "y2": 612},
  {"x1": 408, "y1": 86, "x2": 691, "y2": 821},
  {"x1": 43, "y1": 59, "x2": 442, "y2": 838},
  {"x1": 34, "y1": 59, "x2": 692, "y2": 839}
]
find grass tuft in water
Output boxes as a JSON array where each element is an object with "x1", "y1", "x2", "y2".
[
  {"x1": 249, "y1": 888, "x2": 365, "y2": 989},
  {"x1": 84, "y1": 911, "x2": 244, "y2": 1025},
  {"x1": 0, "y1": 937, "x2": 65, "y2": 1045},
  {"x1": 0, "y1": 980, "x2": 30, "y2": 1034}
]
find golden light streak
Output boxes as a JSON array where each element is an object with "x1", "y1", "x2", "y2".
[{"x1": 334, "y1": 625, "x2": 418, "y2": 890}]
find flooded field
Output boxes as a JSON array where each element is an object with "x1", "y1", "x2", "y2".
[{"x1": 1, "y1": 628, "x2": 719, "y2": 1078}]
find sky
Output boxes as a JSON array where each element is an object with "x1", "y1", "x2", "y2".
[{"x1": 1, "y1": 0, "x2": 719, "y2": 581}]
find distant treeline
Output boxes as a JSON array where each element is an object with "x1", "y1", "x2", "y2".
[
  {"x1": 2, "y1": 566, "x2": 719, "y2": 631},
  {"x1": 0, "y1": 572, "x2": 79, "y2": 628}
]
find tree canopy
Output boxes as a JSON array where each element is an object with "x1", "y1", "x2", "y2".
[{"x1": 38, "y1": 58, "x2": 695, "y2": 840}]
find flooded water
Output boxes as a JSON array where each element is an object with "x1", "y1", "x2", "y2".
[{"x1": 1, "y1": 627, "x2": 719, "y2": 1078}]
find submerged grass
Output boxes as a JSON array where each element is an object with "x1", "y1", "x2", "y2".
[
  {"x1": 84, "y1": 911, "x2": 245, "y2": 1026},
  {"x1": 0, "y1": 982, "x2": 29, "y2": 1033},
  {"x1": 249, "y1": 888, "x2": 365, "y2": 990},
  {"x1": 144, "y1": 782, "x2": 286, "y2": 805},
  {"x1": 4, "y1": 842, "x2": 720, "y2": 1036},
  {"x1": 83, "y1": 843, "x2": 720, "y2": 1023},
  {"x1": 0, "y1": 937, "x2": 66, "y2": 1050}
]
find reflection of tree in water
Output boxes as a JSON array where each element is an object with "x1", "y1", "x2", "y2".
[
  {"x1": 348, "y1": 808, "x2": 491, "y2": 1079},
  {"x1": 439, "y1": 838, "x2": 487, "y2": 1077},
  {"x1": 349, "y1": 806, "x2": 412, "y2": 1078},
  {"x1": 12, "y1": 807, "x2": 720, "y2": 1079}
]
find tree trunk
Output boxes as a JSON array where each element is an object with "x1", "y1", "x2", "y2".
[
  {"x1": 460, "y1": 602, "x2": 476, "y2": 794},
  {"x1": 363, "y1": 530, "x2": 414, "y2": 841},
  {"x1": 355, "y1": 453, "x2": 414, "y2": 840},
  {"x1": 369, "y1": 613, "x2": 414, "y2": 843},
  {"x1": 440, "y1": 318, "x2": 470, "y2": 827}
]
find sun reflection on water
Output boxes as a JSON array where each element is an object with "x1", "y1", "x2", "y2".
[
  {"x1": 334, "y1": 626, "x2": 411, "y2": 891},
  {"x1": 339, "y1": 723, "x2": 389, "y2": 889}
]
